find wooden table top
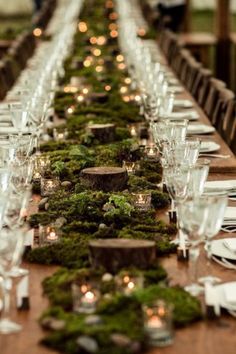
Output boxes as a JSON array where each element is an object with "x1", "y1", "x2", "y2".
[{"x1": 1, "y1": 46, "x2": 236, "y2": 354}]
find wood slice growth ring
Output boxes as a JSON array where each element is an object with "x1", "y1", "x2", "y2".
[
  {"x1": 87, "y1": 123, "x2": 116, "y2": 143},
  {"x1": 80, "y1": 166, "x2": 128, "y2": 192},
  {"x1": 89, "y1": 238, "x2": 156, "y2": 272}
]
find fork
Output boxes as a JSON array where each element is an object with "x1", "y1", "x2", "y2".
[{"x1": 221, "y1": 226, "x2": 236, "y2": 233}]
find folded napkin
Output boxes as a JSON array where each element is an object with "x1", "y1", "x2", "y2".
[
  {"x1": 224, "y1": 207, "x2": 236, "y2": 221},
  {"x1": 167, "y1": 86, "x2": 184, "y2": 94},
  {"x1": 187, "y1": 124, "x2": 215, "y2": 134},
  {"x1": 0, "y1": 126, "x2": 31, "y2": 135},
  {"x1": 200, "y1": 141, "x2": 220, "y2": 152},
  {"x1": 223, "y1": 239, "x2": 236, "y2": 252},
  {"x1": 224, "y1": 282, "x2": 236, "y2": 304}
]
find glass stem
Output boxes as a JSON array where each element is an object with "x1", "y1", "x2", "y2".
[
  {"x1": 205, "y1": 238, "x2": 213, "y2": 275},
  {"x1": 1, "y1": 276, "x2": 12, "y2": 320},
  {"x1": 189, "y1": 245, "x2": 200, "y2": 285}
]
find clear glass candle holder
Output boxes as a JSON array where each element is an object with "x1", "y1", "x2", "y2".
[
  {"x1": 144, "y1": 145, "x2": 159, "y2": 160},
  {"x1": 116, "y1": 273, "x2": 143, "y2": 296},
  {"x1": 132, "y1": 192, "x2": 152, "y2": 210},
  {"x1": 40, "y1": 177, "x2": 60, "y2": 197},
  {"x1": 53, "y1": 128, "x2": 69, "y2": 142},
  {"x1": 39, "y1": 224, "x2": 61, "y2": 245},
  {"x1": 122, "y1": 161, "x2": 139, "y2": 175},
  {"x1": 72, "y1": 281, "x2": 100, "y2": 314},
  {"x1": 143, "y1": 300, "x2": 174, "y2": 347},
  {"x1": 36, "y1": 155, "x2": 51, "y2": 174}
]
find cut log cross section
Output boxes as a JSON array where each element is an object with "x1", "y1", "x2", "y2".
[
  {"x1": 89, "y1": 238, "x2": 156, "y2": 272},
  {"x1": 87, "y1": 123, "x2": 116, "y2": 143},
  {"x1": 80, "y1": 166, "x2": 128, "y2": 192}
]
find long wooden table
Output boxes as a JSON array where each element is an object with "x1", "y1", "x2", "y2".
[{"x1": 1, "y1": 51, "x2": 236, "y2": 354}]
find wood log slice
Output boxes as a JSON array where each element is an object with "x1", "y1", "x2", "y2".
[
  {"x1": 89, "y1": 238, "x2": 156, "y2": 272},
  {"x1": 80, "y1": 167, "x2": 128, "y2": 192},
  {"x1": 87, "y1": 123, "x2": 116, "y2": 143}
]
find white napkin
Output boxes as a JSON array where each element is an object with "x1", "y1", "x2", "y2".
[
  {"x1": 224, "y1": 207, "x2": 236, "y2": 221},
  {"x1": 0, "y1": 126, "x2": 31, "y2": 135},
  {"x1": 187, "y1": 124, "x2": 215, "y2": 134},
  {"x1": 167, "y1": 86, "x2": 183, "y2": 94},
  {"x1": 174, "y1": 99, "x2": 193, "y2": 108},
  {"x1": 224, "y1": 282, "x2": 236, "y2": 304},
  {"x1": 223, "y1": 239, "x2": 236, "y2": 252},
  {"x1": 200, "y1": 141, "x2": 220, "y2": 152}
]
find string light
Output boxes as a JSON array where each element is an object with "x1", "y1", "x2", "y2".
[
  {"x1": 110, "y1": 30, "x2": 118, "y2": 38},
  {"x1": 105, "y1": 85, "x2": 111, "y2": 91},
  {"x1": 106, "y1": 0, "x2": 114, "y2": 8},
  {"x1": 93, "y1": 48, "x2": 101, "y2": 56},
  {"x1": 109, "y1": 12, "x2": 118, "y2": 20},
  {"x1": 82, "y1": 87, "x2": 89, "y2": 95},
  {"x1": 124, "y1": 77, "x2": 131, "y2": 84},
  {"x1": 95, "y1": 65, "x2": 104, "y2": 72},
  {"x1": 97, "y1": 36, "x2": 106, "y2": 45},
  {"x1": 120, "y1": 86, "x2": 128, "y2": 94},
  {"x1": 90, "y1": 36, "x2": 97, "y2": 44},
  {"x1": 137, "y1": 28, "x2": 146, "y2": 37},
  {"x1": 109, "y1": 23, "x2": 117, "y2": 31},
  {"x1": 118, "y1": 63, "x2": 126, "y2": 70},
  {"x1": 77, "y1": 95, "x2": 84, "y2": 102},
  {"x1": 116, "y1": 54, "x2": 124, "y2": 62},
  {"x1": 33, "y1": 28, "x2": 42, "y2": 37},
  {"x1": 78, "y1": 22, "x2": 88, "y2": 32}
]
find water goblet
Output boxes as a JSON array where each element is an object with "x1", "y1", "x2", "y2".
[{"x1": 178, "y1": 199, "x2": 210, "y2": 296}]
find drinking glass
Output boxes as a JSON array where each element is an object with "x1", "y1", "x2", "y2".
[
  {"x1": 199, "y1": 191, "x2": 228, "y2": 284},
  {"x1": 0, "y1": 228, "x2": 26, "y2": 333},
  {"x1": 188, "y1": 159, "x2": 210, "y2": 199},
  {"x1": 178, "y1": 199, "x2": 210, "y2": 296}
]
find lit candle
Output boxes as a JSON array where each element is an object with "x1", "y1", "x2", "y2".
[
  {"x1": 147, "y1": 315, "x2": 163, "y2": 329},
  {"x1": 67, "y1": 106, "x2": 75, "y2": 115},
  {"x1": 122, "y1": 161, "x2": 138, "y2": 175},
  {"x1": 145, "y1": 145, "x2": 159, "y2": 160},
  {"x1": 46, "y1": 228, "x2": 58, "y2": 242},
  {"x1": 132, "y1": 193, "x2": 151, "y2": 210},
  {"x1": 129, "y1": 125, "x2": 137, "y2": 137}
]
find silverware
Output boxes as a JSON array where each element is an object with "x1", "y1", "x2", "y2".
[
  {"x1": 227, "y1": 309, "x2": 236, "y2": 317},
  {"x1": 199, "y1": 154, "x2": 231, "y2": 159},
  {"x1": 221, "y1": 226, "x2": 236, "y2": 233}
]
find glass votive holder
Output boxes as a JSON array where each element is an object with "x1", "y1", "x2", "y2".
[
  {"x1": 53, "y1": 128, "x2": 69, "y2": 142},
  {"x1": 39, "y1": 224, "x2": 61, "y2": 245},
  {"x1": 128, "y1": 124, "x2": 139, "y2": 137},
  {"x1": 132, "y1": 192, "x2": 152, "y2": 211},
  {"x1": 72, "y1": 281, "x2": 100, "y2": 314},
  {"x1": 116, "y1": 273, "x2": 143, "y2": 296},
  {"x1": 144, "y1": 145, "x2": 159, "y2": 160},
  {"x1": 143, "y1": 300, "x2": 174, "y2": 347},
  {"x1": 32, "y1": 169, "x2": 41, "y2": 182},
  {"x1": 36, "y1": 155, "x2": 51, "y2": 174},
  {"x1": 122, "y1": 161, "x2": 139, "y2": 175},
  {"x1": 40, "y1": 176, "x2": 60, "y2": 197}
]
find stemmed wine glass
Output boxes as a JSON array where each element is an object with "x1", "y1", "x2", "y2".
[
  {"x1": 0, "y1": 227, "x2": 26, "y2": 333},
  {"x1": 198, "y1": 191, "x2": 228, "y2": 284},
  {"x1": 188, "y1": 159, "x2": 210, "y2": 199},
  {"x1": 178, "y1": 198, "x2": 210, "y2": 296}
]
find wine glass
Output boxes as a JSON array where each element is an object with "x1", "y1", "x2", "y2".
[
  {"x1": 0, "y1": 228, "x2": 26, "y2": 333},
  {"x1": 165, "y1": 165, "x2": 191, "y2": 212},
  {"x1": 178, "y1": 199, "x2": 210, "y2": 296},
  {"x1": 9, "y1": 104, "x2": 29, "y2": 136},
  {"x1": 188, "y1": 159, "x2": 210, "y2": 199},
  {"x1": 198, "y1": 191, "x2": 228, "y2": 284}
]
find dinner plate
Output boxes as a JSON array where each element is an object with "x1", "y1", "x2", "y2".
[
  {"x1": 204, "y1": 180, "x2": 236, "y2": 192},
  {"x1": 187, "y1": 124, "x2": 215, "y2": 135},
  {"x1": 215, "y1": 282, "x2": 236, "y2": 311},
  {"x1": 166, "y1": 110, "x2": 199, "y2": 121},
  {"x1": 167, "y1": 86, "x2": 184, "y2": 94},
  {"x1": 174, "y1": 99, "x2": 194, "y2": 109},
  {"x1": 211, "y1": 238, "x2": 236, "y2": 261},
  {"x1": 200, "y1": 141, "x2": 220, "y2": 152}
]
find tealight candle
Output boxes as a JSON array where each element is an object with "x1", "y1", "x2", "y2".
[
  {"x1": 128, "y1": 125, "x2": 138, "y2": 137},
  {"x1": 144, "y1": 145, "x2": 159, "y2": 160},
  {"x1": 36, "y1": 155, "x2": 51, "y2": 174},
  {"x1": 122, "y1": 161, "x2": 139, "y2": 175},
  {"x1": 118, "y1": 274, "x2": 143, "y2": 296},
  {"x1": 143, "y1": 301, "x2": 174, "y2": 347},
  {"x1": 72, "y1": 282, "x2": 100, "y2": 314},
  {"x1": 33, "y1": 170, "x2": 41, "y2": 182},
  {"x1": 39, "y1": 224, "x2": 60, "y2": 246},
  {"x1": 66, "y1": 105, "x2": 75, "y2": 115},
  {"x1": 40, "y1": 177, "x2": 60, "y2": 197},
  {"x1": 53, "y1": 128, "x2": 68, "y2": 142},
  {"x1": 132, "y1": 193, "x2": 151, "y2": 210}
]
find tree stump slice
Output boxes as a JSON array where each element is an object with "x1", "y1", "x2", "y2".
[
  {"x1": 89, "y1": 238, "x2": 156, "y2": 272},
  {"x1": 87, "y1": 123, "x2": 116, "y2": 143},
  {"x1": 80, "y1": 167, "x2": 128, "y2": 192}
]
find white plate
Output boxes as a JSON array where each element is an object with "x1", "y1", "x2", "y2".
[
  {"x1": 204, "y1": 180, "x2": 236, "y2": 192},
  {"x1": 215, "y1": 282, "x2": 236, "y2": 311},
  {"x1": 224, "y1": 207, "x2": 236, "y2": 221},
  {"x1": 0, "y1": 127, "x2": 31, "y2": 135},
  {"x1": 166, "y1": 110, "x2": 199, "y2": 121},
  {"x1": 200, "y1": 141, "x2": 220, "y2": 152},
  {"x1": 187, "y1": 124, "x2": 215, "y2": 135},
  {"x1": 174, "y1": 99, "x2": 194, "y2": 109},
  {"x1": 167, "y1": 86, "x2": 184, "y2": 94},
  {"x1": 211, "y1": 238, "x2": 236, "y2": 260}
]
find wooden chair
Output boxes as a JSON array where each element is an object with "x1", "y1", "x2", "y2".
[
  {"x1": 0, "y1": 61, "x2": 9, "y2": 100},
  {"x1": 229, "y1": 118, "x2": 236, "y2": 156},
  {"x1": 191, "y1": 67, "x2": 212, "y2": 104},
  {"x1": 203, "y1": 78, "x2": 226, "y2": 120}
]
